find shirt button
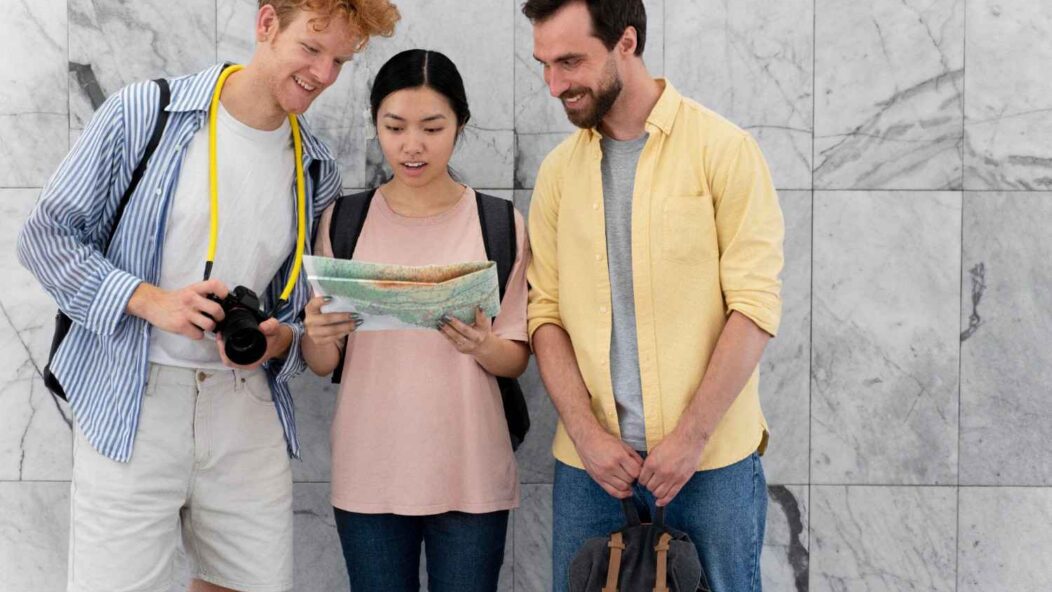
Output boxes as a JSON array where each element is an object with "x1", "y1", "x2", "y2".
[
  {"x1": 599, "y1": 306, "x2": 608, "y2": 314},
  {"x1": 196, "y1": 371, "x2": 207, "y2": 382},
  {"x1": 593, "y1": 202, "x2": 600, "y2": 210},
  {"x1": 594, "y1": 254, "x2": 602, "y2": 261}
]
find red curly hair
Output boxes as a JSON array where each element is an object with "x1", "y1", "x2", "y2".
[{"x1": 260, "y1": 0, "x2": 400, "y2": 49}]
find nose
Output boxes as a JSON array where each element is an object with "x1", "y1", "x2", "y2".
[
  {"x1": 403, "y1": 129, "x2": 424, "y2": 156},
  {"x1": 546, "y1": 68, "x2": 570, "y2": 99},
  {"x1": 311, "y1": 58, "x2": 338, "y2": 87}
]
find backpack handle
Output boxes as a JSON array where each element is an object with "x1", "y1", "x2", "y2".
[{"x1": 620, "y1": 497, "x2": 667, "y2": 528}]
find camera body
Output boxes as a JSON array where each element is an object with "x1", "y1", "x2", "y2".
[{"x1": 208, "y1": 286, "x2": 269, "y2": 366}]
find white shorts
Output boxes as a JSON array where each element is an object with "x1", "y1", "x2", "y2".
[{"x1": 67, "y1": 364, "x2": 293, "y2": 592}]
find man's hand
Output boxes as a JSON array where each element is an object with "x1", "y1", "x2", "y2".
[
  {"x1": 216, "y1": 318, "x2": 293, "y2": 371},
  {"x1": 127, "y1": 279, "x2": 228, "y2": 339},
  {"x1": 639, "y1": 427, "x2": 708, "y2": 506},
  {"x1": 574, "y1": 425, "x2": 644, "y2": 499}
]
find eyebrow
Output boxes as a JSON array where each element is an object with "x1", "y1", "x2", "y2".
[
  {"x1": 533, "y1": 52, "x2": 586, "y2": 65},
  {"x1": 381, "y1": 113, "x2": 449, "y2": 123}
]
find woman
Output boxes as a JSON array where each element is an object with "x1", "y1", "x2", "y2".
[{"x1": 301, "y1": 49, "x2": 530, "y2": 592}]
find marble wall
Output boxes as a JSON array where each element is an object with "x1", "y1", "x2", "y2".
[{"x1": 2, "y1": 0, "x2": 1050, "y2": 590}]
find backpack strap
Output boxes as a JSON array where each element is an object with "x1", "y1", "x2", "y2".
[
  {"x1": 475, "y1": 192, "x2": 517, "y2": 303},
  {"x1": 328, "y1": 188, "x2": 377, "y2": 384},
  {"x1": 104, "y1": 78, "x2": 171, "y2": 253},
  {"x1": 603, "y1": 532, "x2": 625, "y2": 592},
  {"x1": 653, "y1": 532, "x2": 673, "y2": 592}
]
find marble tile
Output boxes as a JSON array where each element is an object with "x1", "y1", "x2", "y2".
[
  {"x1": 288, "y1": 372, "x2": 337, "y2": 483},
  {"x1": 0, "y1": 190, "x2": 73, "y2": 482},
  {"x1": 764, "y1": 485, "x2": 809, "y2": 592},
  {"x1": 666, "y1": 0, "x2": 813, "y2": 190},
  {"x1": 0, "y1": 0, "x2": 67, "y2": 187},
  {"x1": 514, "y1": 0, "x2": 665, "y2": 136},
  {"x1": 514, "y1": 132, "x2": 566, "y2": 190},
  {"x1": 812, "y1": 192, "x2": 960, "y2": 485},
  {"x1": 292, "y1": 483, "x2": 350, "y2": 591},
  {"x1": 0, "y1": 482, "x2": 70, "y2": 592},
  {"x1": 760, "y1": 191, "x2": 811, "y2": 485},
  {"x1": 515, "y1": 359, "x2": 559, "y2": 484},
  {"x1": 514, "y1": 484, "x2": 553, "y2": 592},
  {"x1": 814, "y1": 0, "x2": 964, "y2": 190},
  {"x1": 964, "y1": 0, "x2": 1052, "y2": 190},
  {"x1": 69, "y1": 0, "x2": 217, "y2": 129},
  {"x1": 960, "y1": 192, "x2": 1052, "y2": 485},
  {"x1": 959, "y1": 487, "x2": 1052, "y2": 591},
  {"x1": 810, "y1": 485, "x2": 956, "y2": 591},
  {"x1": 0, "y1": 114, "x2": 69, "y2": 189}
]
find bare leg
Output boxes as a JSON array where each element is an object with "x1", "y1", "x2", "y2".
[{"x1": 189, "y1": 579, "x2": 240, "y2": 592}]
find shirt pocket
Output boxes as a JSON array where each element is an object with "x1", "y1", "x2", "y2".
[{"x1": 659, "y1": 193, "x2": 718, "y2": 262}]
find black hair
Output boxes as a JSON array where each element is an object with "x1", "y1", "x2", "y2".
[
  {"x1": 521, "y1": 0, "x2": 646, "y2": 56},
  {"x1": 369, "y1": 49, "x2": 471, "y2": 130}
]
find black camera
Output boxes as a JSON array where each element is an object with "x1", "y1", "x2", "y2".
[{"x1": 208, "y1": 286, "x2": 269, "y2": 366}]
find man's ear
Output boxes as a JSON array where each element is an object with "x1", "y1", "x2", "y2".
[
  {"x1": 618, "y1": 26, "x2": 638, "y2": 56},
  {"x1": 257, "y1": 4, "x2": 280, "y2": 43}
]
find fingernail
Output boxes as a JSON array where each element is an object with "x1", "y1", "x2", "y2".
[
  {"x1": 440, "y1": 314, "x2": 452, "y2": 323},
  {"x1": 322, "y1": 296, "x2": 333, "y2": 302}
]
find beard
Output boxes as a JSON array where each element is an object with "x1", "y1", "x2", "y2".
[{"x1": 560, "y1": 57, "x2": 623, "y2": 129}]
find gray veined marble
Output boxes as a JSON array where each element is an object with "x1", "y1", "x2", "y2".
[
  {"x1": 69, "y1": 0, "x2": 217, "y2": 128},
  {"x1": 513, "y1": 484, "x2": 553, "y2": 592},
  {"x1": 759, "y1": 191, "x2": 812, "y2": 486},
  {"x1": 814, "y1": 0, "x2": 964, "y2": 190},
  {"x1": 960, "y1": 192, "x2": 1052, "y2": 485},
  {"x1": 964, "y1": 0, "x2": 1052, "y2": 190},
  {"x1": 0, "y1": 0, "x2": 68, "y2": 187},
  {"x1": 764, "y1": 485, "x2": 809, "y2": 592},
  {"x1": 958, "y1": 487, "x2": 1052, "y2": 591},
  {"x1": 514, "y1": 358, "x2": 559, "y2": 485},
  {"x1": 810, "y1": 485, "x2": 956, "y2": 592},
  {"x1": 811, "y1": 191, "x2": 960, "y2": 485},
  {"x1": 0, "y1": 483, "x2": 70, "y2": 590},
  {"x1": 666, "y1": 0, "x2": 814, "y2": 190}
]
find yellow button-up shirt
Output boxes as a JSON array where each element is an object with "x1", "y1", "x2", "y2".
[{"x1": 526, "y1": 79, "x2": 784, "y2": 471}]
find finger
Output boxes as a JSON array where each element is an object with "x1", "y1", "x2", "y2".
[
  {"x1": 438, "y1": 322, "x2": 468, "y2": 348},
  {"x1": 305, "y1": 296, "x2": 328, "y2": 315},
  {"x1": 474, "y1": 307, "x2": 492, "y2": 330},
  {"x1": 312, "y1": 320, "x2": 359, "y2": 338},
  {"x1": 195, "y1": 278, "x2": 228, "y2": 299},
  {"x1": 196, "y1": 294, "x2": 225, "y2": 322},
  {"x1": 657, "y1": 482, "x2": 685, "y2": 507},
  {"x1": 599, "y1": 480, "x2": 632, "y2": 499},
  {"x1": 188, "y1": 312, "x2": 216, "y2": 334},
  {"x1": 441, "y1": 315, "x2": 479, "y2": 341},
  {"x1": 258, "y1": 318, "x2": 281, "y2": 335},
  {"x1": 638, "y1": 464, "x2": 655, "y2": 488}
]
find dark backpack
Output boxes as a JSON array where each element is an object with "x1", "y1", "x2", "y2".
[
  {"x1": 569, "y1": 500, "x2": 709, "y2": 592},
  {"x1": 43, "y1": 78, "x2": 172, "y2": 400},
  {"x1": 327, "y1": 189, "x2": 531, "y2": 450}
]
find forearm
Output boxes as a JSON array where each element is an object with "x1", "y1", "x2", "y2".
[
  {"x1": 533, "y1": 323, "x2": 605, "y2": 444},
  {"x1": 674, "y1": 311, "x2": 772, "y2": 443},
  {"x1": 473, "y1": 337, "x2": 529, "y2": 378},
  {"x1": 302, "y1": 334, "x2": 343, "y2": 376}
]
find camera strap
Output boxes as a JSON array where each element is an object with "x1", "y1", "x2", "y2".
[{"x1": 203, "y1": 64, "x2": 308, "y2": 310}]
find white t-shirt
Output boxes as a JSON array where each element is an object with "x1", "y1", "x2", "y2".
[{"x1": 148, "y1": 103, "x2": 296, "y2": 369}]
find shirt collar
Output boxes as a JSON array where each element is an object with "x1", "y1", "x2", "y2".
[
  {"x1": 584, "y1": 77, "x2": 681, "y2": 144},
  {"x1": 166, "y1": 64, "x2": 335, "y2": 162}
]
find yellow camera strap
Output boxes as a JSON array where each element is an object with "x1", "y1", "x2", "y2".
[{"x1": 205, "y1": 64, "x2": 307, "y2": 308}]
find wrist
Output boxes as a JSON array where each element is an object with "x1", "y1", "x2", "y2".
[{"x1": 126, "y1": 283, "x2": 159, "y2": 321}]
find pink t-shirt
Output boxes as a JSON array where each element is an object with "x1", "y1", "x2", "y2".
[{"x1": 316, "y1": 186, "x2": 529, "y2": 515}]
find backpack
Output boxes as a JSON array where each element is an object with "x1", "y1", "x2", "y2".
[
  {"x1": 43, "y1": 78, "x2": 172, "y2": 400},
  {"x1": 326, "y1": 189, "x2": 530, "y2": 450},
  {"x1": 569, "y1": 500, "x2": 709, "y2": 592}
]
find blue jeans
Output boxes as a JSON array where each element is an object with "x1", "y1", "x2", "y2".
[
  {"x1": 334, "y1": 508, "x2": 509, "y2": 592},
  {"x1": 552, "y1": 452, "x2": 767, "y2": 592}
]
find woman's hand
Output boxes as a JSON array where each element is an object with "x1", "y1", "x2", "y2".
[
  {"x1": 304, "y1": 296, "x2": 362, "y2": 346},
  {"x1": 437, "y1": 307, "x2": 493, "y2": 356}
]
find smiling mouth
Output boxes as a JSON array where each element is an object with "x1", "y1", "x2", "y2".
[
  {"x1": 292, "y1": 75, "x2": 317, "y2": 92},
  {"x1": 403, "y1": 161, "x2": 426, "y2": 169},
  {"x1": 561, "y1": 92, "x2": 586, "y2": 108}
]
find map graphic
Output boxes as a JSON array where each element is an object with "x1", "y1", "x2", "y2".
[{"x1": 303, "y1": 255, "x2": 501, "y2": 331}]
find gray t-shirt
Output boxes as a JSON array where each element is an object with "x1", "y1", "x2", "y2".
[{"x1": 600, "y1": 133, "x2": 649, "y2": 451}]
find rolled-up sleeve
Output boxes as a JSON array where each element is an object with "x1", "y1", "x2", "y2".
[
  {"x1": 711, "y1": 133, "x2": 784, "y2": 337},
  {"x1": 526, "y1": 155, "x2": 564, "y2": 343}
]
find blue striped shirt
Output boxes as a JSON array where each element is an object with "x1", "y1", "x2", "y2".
[{"x1": 17, "y1": 65, "x2": 342, "y2": 462}]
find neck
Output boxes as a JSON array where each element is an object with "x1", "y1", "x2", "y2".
[
  {"x1": 219, "y1": 66, "x2": 288, "y2": 131},
  {"x1": 382, "y1": 173, "x2": 465, "y2": 218},
  {"x1": 598, "y1": 61, "x2": 661, "y2": 141}
]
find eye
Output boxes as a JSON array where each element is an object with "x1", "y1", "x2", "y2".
[
  {"x1": 425, "y1": 127, "x2": 445, "y2": 134},
  {"x1": 302, "y1": 43, "x2": 319, "y2": 54},
  {"x1": 384, "y1": 125, "x2": 404, "y2": 133}
]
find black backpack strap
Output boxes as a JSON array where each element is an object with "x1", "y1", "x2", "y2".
[
  {"x1": 328, "y1": 188, "x2": 377, "y2": 384},
  {"x1": 104, "y1": 78, "x2": 171, "y2": 253},
  {"x1": 475, "y1": 192, "x2": 517, "y2": 303}
]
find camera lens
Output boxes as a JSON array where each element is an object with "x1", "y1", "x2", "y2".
[{"x1": 222, "y1": 307, "x2": 267, "y2": 365}]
